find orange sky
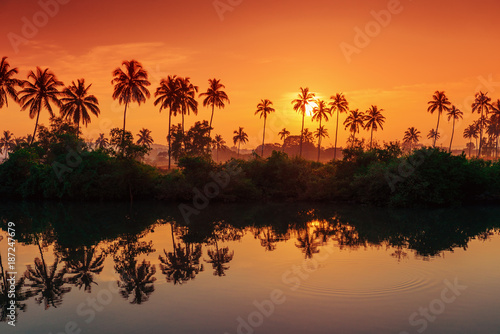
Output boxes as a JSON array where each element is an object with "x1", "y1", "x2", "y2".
[{"x1": 1, "y1": 0, "x2": 500, "y2": 150}]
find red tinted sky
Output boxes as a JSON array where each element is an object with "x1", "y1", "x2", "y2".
[{"x1": 1, "y1": 0, "x2": 500, "y2": 149}]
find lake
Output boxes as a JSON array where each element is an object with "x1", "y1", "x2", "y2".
[{"x1": 1, "y1": 201, "x2": 499, "y2": 334}]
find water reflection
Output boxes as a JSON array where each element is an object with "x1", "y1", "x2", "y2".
[{"x1": 61, "y1": 246, "x2": 106, "y2": 293}]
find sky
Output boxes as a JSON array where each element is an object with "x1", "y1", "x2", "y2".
[{"x1": 1, "y1": 0, "x2": 500, "y2": 150}]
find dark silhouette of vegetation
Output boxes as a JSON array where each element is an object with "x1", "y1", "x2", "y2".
[
  {"x1": 255, "y1": 99, "x2": 275, "y2": 157},
  {"x1": 292, "y1": 87, "x2": 315, "y2": 157}
]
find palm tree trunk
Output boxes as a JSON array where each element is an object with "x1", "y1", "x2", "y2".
[
  {"x1": 334, "y1": 110, "x2": 339, "y2": 160},
  {"x1": 433, "y1": 112, "x2": 441, "y2": 148},
  {"x1": 168, "y1": 110, "x2": 172, "y2": 169},
  {"x1": 238, "y1": 142, "x2": 240, "y2": 157},
  {"x1": 351, "y1": 132, "x2": 355, "y2": 149},
  {"x1": 449, "y1": 118, "x2": 455, "y2": 153},
  {"x1": 30, "y1": 109, "x2": 41, "y2": 145},
  {"x1": 496, "y1": 136, "x2": 498, "y2": 160},
  {"x1": 121, "y1": 102, "x2": 129, "y2": 153},
  {"x1": 370, "y1": 127, "x2": 374, "y2": 149},
  {"x1": 209, "y1": 104, "x2": 215, "y2": 137},
  {"x1": 469, "y1": 139, "x2": 472, "y2": 158},
  {"x1": 317, "y1": 118, "x2": 322, "y2": 162},
  {"x1": 478, "y1": 108, "x2": 483, "y2": 157},
  {"x1": 262, "y1": 117, "x2": 266, "y2": 157},
  {"x1": 299, "y1": 109, "x2": 305, "y2": 157}
]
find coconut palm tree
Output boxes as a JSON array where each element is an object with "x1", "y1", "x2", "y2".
[
  {"x1": 403, "y1": 127, "x2": 421, "y2": 152},
  {"x1": 427, "y1": 129, "x2": 440, "y2": 144},
  {"x1": 486, "y1": 117, "x2": 500, "y2": 159},
  {"x1": 446, "y1": 105, "x2": 463, "y2": 153},
  {"x1": 18, "y1": 67, "x2": 63, "y2": 145},
  {"x1": 199, "y1": 78, "x2": 229, "y2": 138},
  {"x1": 314, "y1": 125, "x2": 329, "y2": 162},
  {"x1": 329, "y1": 93, "x2": 349, "y2": 160},
  {"x1": 117, "y1": 260, "x2": 156, "y2": 305},
  {"x1": 233, "y1": 127, "x2": 248, "y2": 157},
  {"x1": 95, "y1": 133, "x2": 108, "y2": 150},
  {"x1": 343, "y1": 109, "x2": 365, "y2": 148},
  {"x1": 111, "y1": 60, "x2": 151, "y2": 150},
  {"x1": 302, "y1": 128, "x2": 314, "y2": 143},
  {"x1": 292, "y1": 87, "x2": 315, "y2": 157},
  {"x1": 255, "y1": 99, "x2": 275, "y2": 157},
  {"x1": 0, "y1": 56, "x2": 20, "y2": 108},
  {"x1": 136, "y1": 128, "x2": 153, "y2": 148},
  {"x1": 311, "y1": 100, "x2": 331, "y2": 160},
  {"x1": 60, "y1": 79, "x2": 100, "y2": 134},
  {"x1": 463, "y1": 124, "x2": 477, "y2": 158},
  {"x1": 154, "y1": 75, "x2": 180, "y2": 169},
  {"x1": 472, "y1": 91, "x2": 493, "y2": 157},
  {"x1": 212, "y1": 134, "x2": 226, "y2": 162},
  {"x1": 278, "y1": 128, "x2": 290, "y2": 151},
  {"x1": 364, "y1": 105, "x2": 385, "y2": 149},
  {"x1": 427, "y1": 91, "x2": 451, "y2": 148},
  {"x1": 63, "y1": 247, "x2": 105, "y2": 293},
  {"x1": 177, "y1": 77, "x2": 198, "y2": 136},
  {"x1": 158, "y1": 241, "x2": 203, "y2": 285},
  {"x1": 0, "y1": 130, "x2": 15, "y2": 156}
]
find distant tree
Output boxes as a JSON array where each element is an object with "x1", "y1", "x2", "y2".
[
  {"x1": 95, "y1": 133, "x2": 109, "y2": 150},
  {"x1": 177, "y1": 77, "x2": 198, "y2": 136},
  {"x1": 486, "y1": 117, "x2": 500, "y2": 159},
  {"x1": 472, "y1": 91, "x2": 493, "y2": 157},
  {"x1": 278, "y1": 128, "x2": 290, "y2": 151},
  {"x1": 233, "y1": 127, "x2": 248, "y2": 157},
  {"x1": 212, "y1": 134, "x2": 227, "y2": 162},
  {"x1": 403, "y1": 127, "x2": 421, "y2": 152},
  {"x1": 292, "y1": 87, "x2": 315, "y2": 157},
  {"x1": 183, "y1": 121, "x2": 212, "y2": 157},
  {"x1": 109, "y1": 127, "x2": 149, "y2": 160},
  {"x1": 343, "y1": 109, "x2": 365, "y2": 148},
  {"x1": 255, "y1": 99, "x2": 275, "y2": 157},
  {"x1": 0, "y1": 130, "x2": 15, "y2": 155},
  {"x1": 463, "y1": 124, "x2": 477, "y2": 158},
  {"x1": 0, "y1": 56, "x2": 21, "y2": 108},
  {"x1": 314, "y1": 125, "x2": 329, "y2": 162},
  {"x1": 136, "y1": 128, "x2": 154, "y2": 149},
  {"x1": 427, "y1": 129, "x2": 440, "y2": 144},
  {"x1": 199, "y1": 78, "x2": 229, "y2": 138},
  {"x1": 364, "y1": 105, "x2": 385, "y2": 149},
  {"x1": 427, "y1": 91, "x2": 451, "y2": 148},
  {"x1": 446, "y1": 105, "x2": 463, "y2": 152},
  {"x1": 329, "y1": 93, "x2": 349, "y2": 160},
  {"x1": 60, "y1": 79, "x2": 100, "y2": 135},
  {"x1": 302, "y1": 128, "x2": 314, "y2": 143}
]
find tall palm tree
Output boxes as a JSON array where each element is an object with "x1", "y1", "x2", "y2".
[
  {"x1": 212, "y1": 134, "x2": 226, "y2": 162},
  {"x1": 60, "y1": 79, "x2": 100, "y2": 134},
  {"x1": 314, "y1": 125, "x2": 329, "y2": 162},
  {"x1": 233, "y1": 127, "x2": 248, "y2": 157},
  {"x1": 427, "y1": 129, "x2": 440, "y2": 144},
  {"x1": 154, "y1": 75, "x2": 180, "y2": 169},
  {"x1": 136, "y1": 128, "x2": 153, "y2": 148},
  {"x1": 329, "y1": 93, "x2": 349, "y2": 160},
  {"x1": 95, "y1": 133, "x2": 108, "y2": 150},
  {"x1": 292, "y1": 87, "x2": 315, "y2": 157},
  {"x1": 255, "y1": 99, "x2": 275, "y2": 157},
  {"x1": 278, "y1": 128, "x2": 290, "y2": 151},
  {"x1": 472, "y1": 91, "x2": 493, "y2": 157},
  {"x1": 18, "y1": 67, "x2": 63, "y2": 145},
  {"x1": 427, "y1": 91, "x2": 451, "y2": 148},
  {"x1": 0, "y1": 130, "x2": 15, "y2": 156},
  {"x1": 446, "y1": 105, "x2": 463, "y2": 153},
  {"x1": 111, "y1": 60, "x2": 151, "y2": 149},
  {"x1": 0, "y1": 56, "x2": 20, "y2": 108},
  {"x1": 343, "y1": 109, "x2": 365, "y2": 148},
  {"x1": 199, "y1": 78, "x2": 229, "y2": 138},
  {"x1": 177, "y1": 77, "x2": 198, "y2": 136},
  {"x1": 463, "y1": 124, "x2": 477, "y2": 158},
  {"x1": 312, "y1": 100, "x2": 331, "y2": 161},
  {"x1": 403, "y1": 127, "x2": 421, "y2": 152},
  {"x1": 364, "y1": 105, "x2": 385, "y2": 149}
]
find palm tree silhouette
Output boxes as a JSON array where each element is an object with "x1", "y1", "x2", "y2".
[
  {"x1": 329, "y1": 93, "x2": 349, "y2": 160},
  {"x1": 312, "y1": 99, "x2": 331, "y2": 161},
  {"x1": 314, "y1": 126, "x2": 329, "y2": 162},
  {"x1": 295, "y1": 228, "x2": 320, "y2": 259},
  {"x1": 302, "y1": 128, "x2": 314, "y2": 143},
  {"x1": 18, "y1": 67, "x2": 63, "y2": 145},
  {"x1": 63, "y1": 246, "x2": 105, "y2": 293},
  {"x1": 199, "y1": 78, "x2": 230, "y2": 138},
  {"x1": 0, "y1": 131, "x2": 15, "y2": 156},
  {"x1": 0, "y1": 57, "x2": 21, "y2": 108},
  {"x1": 489, "y1": 100, "x2": 500, "y2": 159},
  {"x1": 253, "y1": 226, "x2": 284, "y2": 251},
  {"x1": 255, "y1": 99, "x2": 275, "y2": 157},
  {"x1": 154, "y1": 75, "x2": 180, "y2": 169},
  {"x1": 427, "y1": 129, "x2": 440, "y2": 144},
  {"x1": 343, "y1": 109, "x2": 365, "y2": 148},
  {"x1": 159, "y1": 243, "x2": 203, "y2": 284},
  {"x1": 403, "y1": 127, "x2": 421, "y2": 152},
  {"x1": 60, "y1": 79, "x2": 100, "y2": 134},
  {"x1": 177, "y1": 77, "x2": 198, "y2": 136},
  {"x1": 205, "y1": 242, "x2": 234, "y2": 277},
  {"x1": 233, "y1": 127, "x2": 248, "y2": 157},
  {"x1": 292, "y1": 87, "x2": 315, "y2": 157},
  {"x1": 95, "y1": 133, "x2": 108, "y2": 150},
  {"x1": 427, "y1": 91, "x2": 451, "y2": 148},
  {"x1": 111, "y1": 60, "x2": 151, "y2": 150},
  {"x1": 446, "y1": 105, "x2": 463, "y2": 153},
  {"x1": 136, "y1": 128, "x2": 154, "y2": 148},
  {"x1": 117, "y1": 260, "x2": 156, "y2": 305},
  {"x1": 278, "y1": 128, "x2": 290, "y2": 151},
  {"x1": 364, "y1": 105, "x2": 385, "y2": 149},
  {"x1": 463, "y1": 124, "x2": 478, "y2": 157},
  {"x1": 212, "y1": 134, "x2": 226, "y2": 162},
  {"x1": 472, "y1": 91, "x2": 493, "y2": 157}
]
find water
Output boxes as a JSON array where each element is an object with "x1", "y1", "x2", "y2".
[{"x1": 0, "y1": 201, "x2": 499, "y2": 334}]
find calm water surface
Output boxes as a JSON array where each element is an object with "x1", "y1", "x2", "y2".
[{"x1": 0, "y1": 202, "x2": 499, "y2": 334}]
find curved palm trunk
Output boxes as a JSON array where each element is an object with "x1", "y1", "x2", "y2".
[
  {"x1": 209, "y1": 104, "x2": 215, "y2": 137},
  {"x1": 317, "y1": 118, "x2": 322, "y2": 162},
  {"x1": 333, "y1": 110, "x2": 339, "y2": 160},
  {"x1": 351, "y1": 132, "x2": 356, "y2": 149},
  {"x1": 181, "y1": 106, "x2": 186, "y2": 152},
  {"x1": 478, "y1": 108, "x2": 484, "y2": 157},
  {"x1": 449, "y1": 118, "x2": 456, "y2": 153},
  {"x1": 261, "y1": 116, "x2": 266, "y2": 157},
  {"x1": 370, "y1": 127, "x2": 374, "y2": 149},
  {"x1": 433, "y1": 112, "x2": 441, "y2": 148},
  {"x1": 299, "y1": 109, "x2": 305, "y2": 157},
  {"x1": 30, "y1": 109, "x2": 41, "y2": 145},
  {"x1": 121, "y1": 102, "x2": 129, "y2": 153},
  {"x1": 168, "y1": 110, "x2": 172, "y2": 169},
  {"x1": 468, "y1": 139, "x2": 472, "y2": 158}
]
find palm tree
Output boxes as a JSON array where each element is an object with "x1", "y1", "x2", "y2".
[
  {"x1": 486, "y1": 117, "x2": 500, "y2": 159},
  {"x1": 472, "y1": 91, "x2": 493, "y2": 157},
  {"x1": 60, "y1": 79, "x2": 100, "y2": 134},
  {"x1": 111, "y1": 60, "x2": 151, "y2": 149},
  {"x1": 312, "y1": 100, "x2": 331, "y2": 161},
  {"x1": 63, "y1": 247, "x2": 105, "y2": 293},
  {"x1": 154, "y1": 75, "x2": 180, "y2": 169},
  {"x1": 329, "y1": 93, "x2": 349, "y2": 160},
  {"x1": 212, "y1": 134, "x2": 226, "y2": 162},
  {"x1": 136, "y1": 128, "x2": 153, "y2": 148},
  {"x1": 158, "y1": 242, "x2": 203, "y2": 285},
  {"x1": 278, "y1": 128, "x2": 290, "y2": 151},
  {"x1": 295, "y1": 228, "x2": 320, "y2": 259},
  {"x1": 427, "y1": 91, "x2": 451, "y2": 148},
  {"x1": 446, "y1": 105, "x2": 463, "y2": 153},
  {"x1": 463, "y1": 124, "x2": 477, "y2": 158},
  {"x1": 255, "y1": 99, "x2": 275, "y2": 157},
  {"x1": 364, "y1": 105, "x2": 386, "y2": 149},
  {"x1": 18, "y1": 67, "x2": 63, "y2": 145},
  {"x1": 117, "y1": 260, "x2": 156, "y2": 305},
  {"x1": 314, "y1": 125, "x2": 329, "y2": 162},
  {"x1": 0, "y1": 56, "x2": 20, "y2": 108},
  {"x1": 95, "y1": 133, "x2": 108, "y2": 150},
  {"x1": 427, "y1": 129, "x2": 440, "y2": 144},
  {"x1": 177, "y1": 77, "x2": 198, "y2": 136},
  {"x1": 0, "y1": 130, "x2": 15, "y2": 156},
  {"x1": 403, "y1": 127, "x2": 421, "y2": 152},
  {"x1": 343, "y1": 109, "x2": 365, "y2": 148},
  {"x1": 292, "y1": 87, "x2": 315, "y2": 157},
  {"x1": 233, "y1": 127, "x2": 248, "y2": 157},
  {"x1": 199, "y1": 78, "x2": 229, "y2": 138},
  {"x1": 302, "y1": 128, "x2": 314, "y2": 143}
]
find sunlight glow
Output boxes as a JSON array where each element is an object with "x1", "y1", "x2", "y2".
[{"x1": 305, "y1": 101, "x2": 318, "y2": 117}]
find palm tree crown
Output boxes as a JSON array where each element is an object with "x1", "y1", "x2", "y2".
[
  {"x1": 255, "y1": 99, "x2": 275, "y2": 156},
  {"x1": 199, "y1": 78, "x2": 229, "y2": 137},
  {"x1": 233, "y1": 127, "x2": 248, "y2": 157},
  {"x1": 137, "y1": 128, "x2": 154, "y2": 148},
  {"x1": 292, "y1": 87, "x2": 315, "y2": 157},
  {"x1": 343, "y1": 109, "x2": 365, "y2": 147},
  {"x1": 60, "y1": 79, "x2": 100, "y2": 132},
  {"x1": 364, "y1": 105, "x2": 385, "y2": 149},
  {"x1": 0, "y1": 56, "x2": 20, "y2": 108},
  {"x1": 472, "y1": 91, "x2": 493, "y2": 157},
  {"x1": 329, "y1": 93, "x2": 349, "y2": 159},
  {"x1": 403, "y1": 127, "x2": 421, "y2": 151},
  {"x1": 427, "y1": 91, "x2": 451, "y2": 147}
]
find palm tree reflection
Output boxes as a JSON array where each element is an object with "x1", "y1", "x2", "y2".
[
  {"x1": 253, "y1": 226, "x2": 286, "y2": 252},
  {"x1": 204, "y1": 222, "x2": 240, "y2": 276},
  {"x1": 62, "y1": 246, "x2": 106, "y2": 293},
  {"x1": 295, "y1": 227, "x2": 321, "y2": 259}
]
